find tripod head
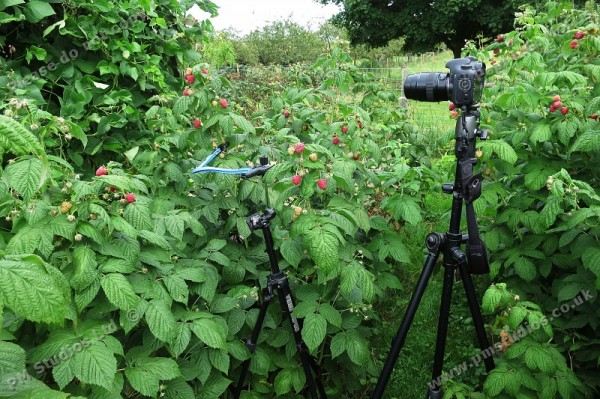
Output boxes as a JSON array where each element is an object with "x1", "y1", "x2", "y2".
[{"x1": 451, "y1": 106, "x2": 490, "y2": 275}]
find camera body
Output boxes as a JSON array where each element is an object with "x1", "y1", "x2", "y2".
[{"x1": 403, "y1": 56, "x2": 486, "y2": 107}]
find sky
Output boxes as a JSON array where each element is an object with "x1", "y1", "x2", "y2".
[{"x1": 190, "y1": 0, "x2": 341, "y2": 35}]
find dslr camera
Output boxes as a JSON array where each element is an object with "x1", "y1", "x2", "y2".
[{"x1": 403, "y1": 56, "x2": 486, "y2": 107}]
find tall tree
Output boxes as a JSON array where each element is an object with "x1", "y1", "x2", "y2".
[{"x1": 316, "y1": 0, "x2": 529, "y2": 58}]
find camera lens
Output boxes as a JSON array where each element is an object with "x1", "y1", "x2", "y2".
[{"x1": 403, "y1": 72, "x2": 449, "y2": 102}]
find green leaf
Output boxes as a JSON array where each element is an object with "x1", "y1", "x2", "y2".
[
  {"x1": 530, "y1": 123, "x2": 552, "y2": 143},
  {"x1": 0, "y1": 254, "x2": 67, "y2": 323},
  {"x1": 197, "y1": 373, "x2": 231, "y2": 399},
  {"x1": 480, "y1": 140, "x2": 518, "y2": 164},
  {"x1": 138, "y1": 230, "x2": 171, "y2": 250},
  {"x1": 274, "y1": 368, "x2": 294, "y2": 396},
  {"x1": 280, "y1": 238, "x2": 304, "y2": 267},
  {"x1": 191, "y1": 319, "x2": 227, "y2": 349},
  {"x1": 124, "y1": 202, "x2": 152, "y2": 230},
  {"x1": 305, "y1": 225, "x2": 339, "y2": 280},
  {"x1": 482, "y1": 286, "x2": 503, "y2": 313},
  {"x1": 5, "y1": 158, "x2": 42, "y2": 202},
  {"x1": 0, "y1": 341, "x2": 26, "y2": 373},
  {"x1": 70, "y1": 344, "x2": 117, "y2": 390},
  {"x1": 71, "y1": 246, "x2": 98, "y2": 290},
  {"x1": 508, "y1": 306, "x2": 528, "y2": 329},
  {"x1": 582, "y1": 247, "x2": 600, "y2": 279},
  {"x1": 23, "y1": 1, "x2": 56, "y2": 22},
  {"x1": 301, "y1": 313, "x2": 327, "y2": 352},
  {"x1": 318, "y1": 303, "x2": 342, "y2": 327},
  {"x1": 345, "y1": 330, "x2": 369, "y2": 366},
  {"x1": 229, "y1": 113, "x2": 256, "y2": 133},
  {"x1": 513, "y1": 257, "x2": 536, "y2": 282},
  {"x1": 125, "y1": 357, "x2": 180, "y2": 397},
  {"x1": 330, "y1": 332, "x2": 348, "y2": 359},
  {"x1": 101, "y1": 273, "x2": 139, "y2": 311},
  {"x1": 145, "y1": 299, "x2": 176, "y2": 343},
  {"x1": 165, "y1": 215, "x2": 185, "y2": 240}
]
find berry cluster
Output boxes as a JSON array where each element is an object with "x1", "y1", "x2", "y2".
[
  {"x1": 570, "y1": 31, "x2": 585, "y2": 49},
  {"x1": 548, "y1": 95, "x2": 569, "y2": 115}
]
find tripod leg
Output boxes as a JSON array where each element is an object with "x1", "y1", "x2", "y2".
[
  {"x1": 232, "y1": 290, "x2": 271, "y2": 399},
  {"x1": 457, "y1": 262, "x2": 495, "y2": 372},
  {"x1": 275, "y1": 279, "x2": 322, "y2": 399},
  {"x1": 371, "y1": 233, "x2": 443, "y2": 399},
  {"x1": 428, "y1": 260, "x2": 456, "y2": 398}
]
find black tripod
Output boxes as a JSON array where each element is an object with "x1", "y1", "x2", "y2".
[
  {"x1": 232, "y1": 162, "x2": 327, "y2": 399},
  {"x1": 192, "y1": 148, "x2": 327, "y2": 398},
  {"x1": 371, "y1": 106, "x2": 495, "y2": 399}
]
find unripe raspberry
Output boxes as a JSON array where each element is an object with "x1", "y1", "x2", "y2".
[
  {"x1": 67, "y1": 215, "x2": 76, "y2": 222},
  {"x1": 309, "y1": 153, "x2": 318, "y2": 162},
  {"x1": 287, "y1": 146, "x2": 295, "y2": 155},
  {"x1": 74, "y1": 233, "x2": 83, "y2": 241}
]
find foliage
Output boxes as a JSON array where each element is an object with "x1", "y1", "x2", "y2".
[
  {"x1": 226, "y1": 20, "x2": 331, "y2": 66},
  {"x1": 461, "y1": 1, "x2": 600, "y2": 396},
  {"x1": 316, "y1": 0, "x2": 586, "y2": 58},
  {"x1": 0, "y1": 0, "x2": 440, "y2": 394}
]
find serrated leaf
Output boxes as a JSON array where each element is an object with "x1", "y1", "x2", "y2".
[
  {"x1": 305, "y1": 226, "x2": 339, "y2": 280},
  {"x1": 125, "y1": 357, "x2": 180, "y2": 397},
  {"x1": 138, "y1": 230, "x2": 171, "y2": 250},
  {"x1": 229, "y1": 113, "x2": 255, "y2": 133},
  {"x1": 280, "y1": 238, "x2": 304, "y2": 267},
  {"x1": 124, "y1": 202, "x2": 152, "y2": 231},
  {"x1": 330, "y1": 332, "x2": 348, "y2": 359},
  {"x1": 530, "y1": 123, "x2": 552, "y2": 143},
  {"x1": 0, "y1": 254, "x2": 67, "y2": 323},
  {"x1": 0, "y1": 341, "x2": 26, "y2": 373},
  {"x1": 145, "y1": 299, "x2": 176, "y2": 343},
  {"x1": 101, "y1": 273, "x2": 139, "y2": 311},
  {"x1": 301, "y1": 313, "x2": 327, "y2": 352},
  {"x1": 514, "y1": 257, "x2": 536, "y2": 282},
  {"x1": 508, "y1": 306, "x2": 528, "y2": 329},
  {"x1": 165, "y1": 215, "x2": 185, "y2": 240},
  {"x1": 71, "y1": 246, "x2": 98, "y2": 290},
  {"x1": 318, "y1": 303, "x2": 342, "y2": 327},
  {"x1": 274, "y1": 368, "x2": 294, "y2": 396},
  {"x1": 582, "y1": 247, "x2": 600, "y2": 278},
  {"x1": 345, "y1": 330, "x2": 369, "y2": 366},
  {"x1": 70, "y1": 344, "x2": 117, "y2": 390},
  {"x1": 191, "y1": 319, "x2": 227, "y2": 349},
  {"x1": 5, "y1": 158, "x2": 42, "y2": 202}
]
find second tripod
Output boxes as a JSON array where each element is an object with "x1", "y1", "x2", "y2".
[{"x1": 232, "y1": 208, "x2": 327, "y2": 399}]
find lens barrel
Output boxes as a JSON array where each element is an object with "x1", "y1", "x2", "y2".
[{"x1": 403, "y1": 72, "x2": 449, "y2": 102}]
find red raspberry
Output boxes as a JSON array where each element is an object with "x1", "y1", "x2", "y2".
[
  {"x1": 201, "y1": 68, "x2": 208, "y2": 74},
  {"x1": 332, "y1": 137, "x2": 340, "y2": 145},
  {"x1": 317, "y1": 179, "x2": 327, "y2": 190},
  {"x1": 291, "y1": 175, "x2": 302, "y2": 186},
  {"x1": 294, "y1": 142, "x2": 305, "y2": 154},
  {"x1": 449, "y1": 102, "x2": 456, "y2": 111},
  {"x1": 220, "y1": 98, "x2": 228, "y2": 108},
  {"x1": 341, "y1": 125, "x2": 348, "y2": 134},
  {"x1": 96, "y1": 165, "x2": 108, "y2": 176},
  {"x1": 193, "y1": 119, "x2": 202, "y2": 128},
  {"x1": 186, "y1": 74, "x2": 195, "y2": 84},
  {"x1": 560, "y1": 107, "x2": 569, "y2": 115},
  {"x1": 574, "y1": 31, "x2": 585, "y2": 39},
  {"x1": 570, "y1": 40, "x2": 578, "y2": 49},
  {"x1": 183, "y1": 88, "x2": 192, "y2": 96},
  {"x1": 124, "y1": 193, "x2": 136, "y2": 203}
]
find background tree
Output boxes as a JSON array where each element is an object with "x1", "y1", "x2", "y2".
[{"x1": 316, "y1": 0, "x2": 582, "y2": 58}]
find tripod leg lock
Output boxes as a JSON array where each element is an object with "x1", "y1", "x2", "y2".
[
  {"x1": 246, "y1": 339, "x2": 257, "y2": 354},
  {"x1": 427, "y1": 388, "x2": 443, "y2": 399}
]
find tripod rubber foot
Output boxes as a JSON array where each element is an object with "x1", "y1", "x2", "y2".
[{"x1": 427, "y1": 388, "x2": 443, "y2": 399}]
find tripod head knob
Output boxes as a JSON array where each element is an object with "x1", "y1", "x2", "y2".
[{"x1": 476, "y1": 129, "x2": 488, "y2": 140}]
